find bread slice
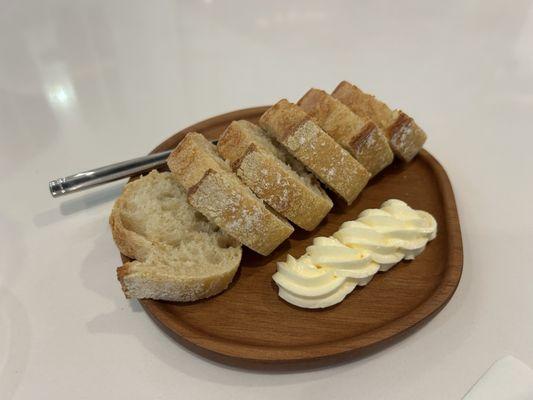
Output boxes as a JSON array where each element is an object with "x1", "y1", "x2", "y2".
[
  {"x1": 332, "y1": 81, "x2": 426, "y2": 162},
  {"x1": 259, "y1": 99, "x2": 371, "y2": 204},
  {"x1": 297, "y1": 88, "x2": 394, "y2": 176},
  {"x1": 217, "y1": 120, "x2": 333, "y2": 231},
  {"x1": 166, "y1": 131, "x2": 231, "y2": 190},
  {"x1": 110, "y1": 170, "x2": 242, "y2": 302},
  {"x1": 168, "y1": 132, "x2": 294, "y2": 256}
]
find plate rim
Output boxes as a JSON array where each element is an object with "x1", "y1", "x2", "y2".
[{"x1": 127, "y1": 106, "x2": 463, "y2": 368}]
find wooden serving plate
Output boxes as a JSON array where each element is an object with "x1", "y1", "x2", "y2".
[{"x1": 121, "y1": 106, "x2": 463, "y2": 369}]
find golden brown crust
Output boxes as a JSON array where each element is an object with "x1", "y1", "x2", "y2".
[
  {"x1": 230, "y1": 142, "x2": 258, "y2": 171},
  {"x1": 116, "y1": 265, "x2": 131, "y2": 298},
  {"x1": 386, "y1": 111, "x2": 427, "y2": 162},
  {"x1": 217, "y1": 121, "x2": 255, "y2": 165},
  {"x1": 186, "y1": 168, "x2": 212, "y2": 198},
  {"x1": 235, "y1": 146, "x2": 332, "y2": 230},
  {"x1": 350, "y1": 121, "x2": 376, "y2": 149},
  {"x1": 167, "y1": 132, "x2": 230, "y2": 190},
  {"x1": 116, "y1": 260, "x2": 239, "y2": 302},
  {"x1": 332, "y1": 81, "x2": 426, "y2": 162},
  {"x1": 188, "y1": 168, "x2": 294, "y2": 255},
  {"x1": 259, "y1": 99, "x2": 309, "y2": 141},
  {"x1": 298, "y1": 88, "x2": 393, "y2": 176},
  {"x1": 298, "y1": 89, "x2": 338, "y2": 126},
  {"x1": 259, "y1": 99, "x2": 370, "y2": 204},
  {"x1": 332, "y1": 81, "x2": 395, "y2": 129},
  {"x1": 348, "y1": 122, "x2": 394, "y2": 176}
]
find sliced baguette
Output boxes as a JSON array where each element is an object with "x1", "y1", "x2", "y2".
[
  {"x1": 110, "y1": 170, "x2": 242, "y2": 302},
  {"x1": 168, "y1": 132, "x2": 294, "y2": 255},
  {"x1": 297, "y1": 88, "x2": 393, "y2": 176},
  {"x1": 217, "y1": 120, "x2": 333, "y2": 231},
  {"x1": 332, "y1": 81, "x2": 427, "y2": 162},
  {"x1": 166, "y1": 131, "x2": 231, "y2": 190},
  {"x1": 259, "y1": 99, "x2": 371, "y2": 204}
]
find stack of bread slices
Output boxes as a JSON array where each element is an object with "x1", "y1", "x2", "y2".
[{"x1": 111, "y1": 81, "x2": 427, "y2": 301}]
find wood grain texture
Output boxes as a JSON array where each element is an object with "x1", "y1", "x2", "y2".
[{"x1": 119, "y1": 106, "x2": 463, "y2": 370}]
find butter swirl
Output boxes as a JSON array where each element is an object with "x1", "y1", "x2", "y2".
[
  {"x1": 334, "y1": 199, "x2": 437, "y2": 271},
  {"x1": 273, "y1": 199, "x2": 437, "y2": 309},
  {"x1": 272, "y1": 255, "x2": 357, "y2": 309},
  {"x1": 307, "y1": 237, "x2": 379, "y2": 285}
]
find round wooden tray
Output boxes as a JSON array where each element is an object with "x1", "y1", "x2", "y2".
[{"x1": 121, "y1": 106, "x2": 463, "y2": 370}]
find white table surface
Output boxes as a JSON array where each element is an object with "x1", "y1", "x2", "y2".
[{"x1": 1, "y1": 1, "x2": 532, "y2": 399}]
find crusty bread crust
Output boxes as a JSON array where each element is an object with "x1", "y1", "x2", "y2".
[
  {"x1": 332, "y1": 81, "x2": 426, "y2": 162},
  {"x1": 298, "y1": 88, "x2": 393, "y2": 176},
  {"x1": 188, "y1": 168, "x2": 294, "y2": 255},
  {"x1": 216, "y1": 121, "x2": 254, "y2": 165},
  {"x1": 116, "y1": 265, "x2": 130, "y2": 297},
  {"x1": 217, "y1": 120, "x2": 332, "y2": 231},
  {"x1": 332, "y1": 81, "x2": 396, "y2": 128},
  {"x1": 166, "y1": 132, "x2": 230, "y2": 190},
  {"x1": 234, "y1": 144, "x2": 332, "y2": 230},
  {"x1": 259, "y1": 99, "x2": 370, "y2": 204},
  {"x1": 109, "y1": 190, "x2": 154, "y2": 261},
  {"x1": 115, "y1": 260, "x2": 238, "y2": 302},
  {"x1": 387, "y1": 111, "x2": 427, "y2": 162}
]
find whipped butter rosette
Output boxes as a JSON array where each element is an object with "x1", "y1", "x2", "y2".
[
  {"x1": 273, "y1": 199, "x2": 437, "y2": 309},
  {"x1": 272, "y1": 255, "x2": 357, "y2": 309}
]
